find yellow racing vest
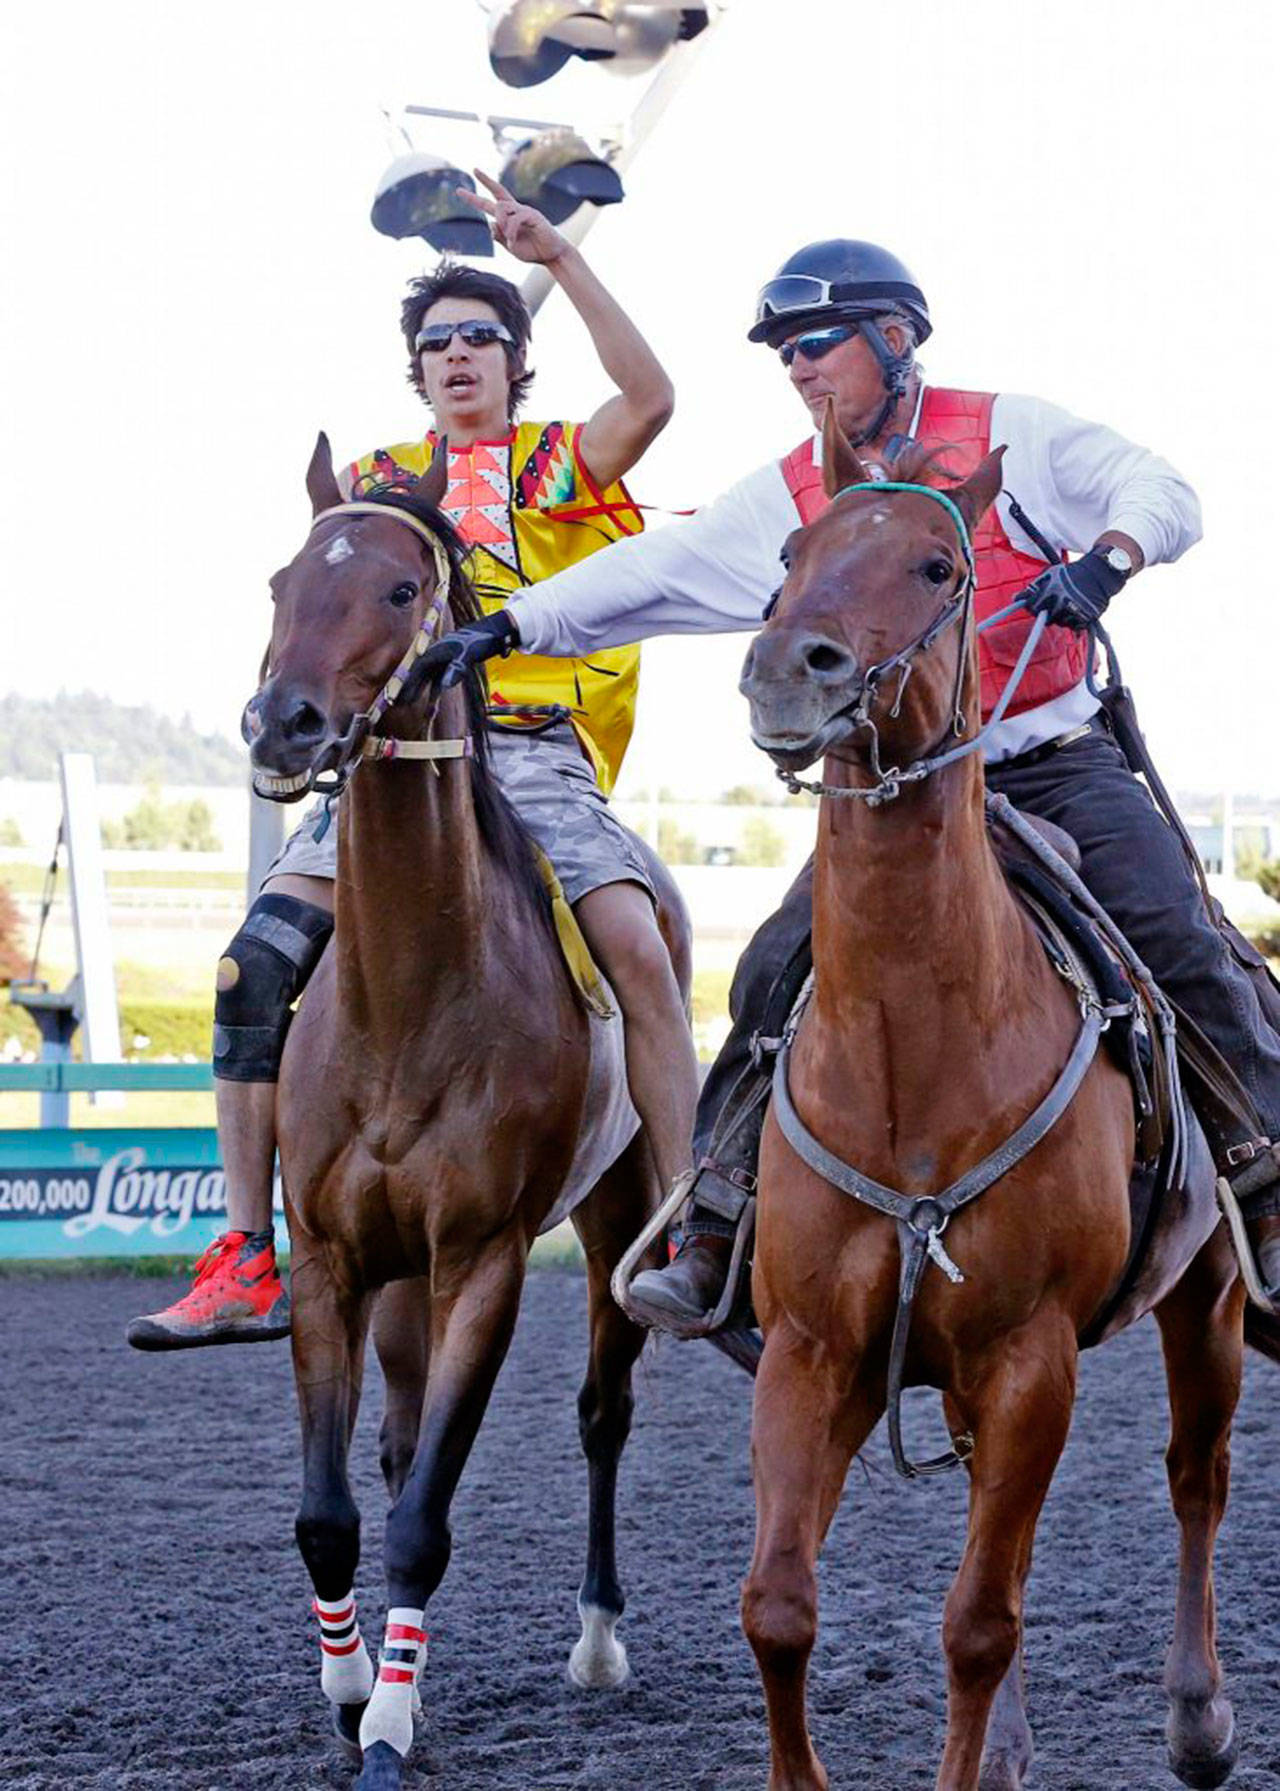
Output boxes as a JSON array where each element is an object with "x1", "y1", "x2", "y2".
[{"x1": 347, "y1": 422, "x2": 642, "y2": 794}]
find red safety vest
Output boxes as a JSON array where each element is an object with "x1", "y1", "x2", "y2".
[{"x1": 778, "y1": 386, "x2": 1088, "y2": 719}]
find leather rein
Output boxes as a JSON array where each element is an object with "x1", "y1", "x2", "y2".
[{"x1": 270, "y1": 502, "x2": 473, "y2": 801}]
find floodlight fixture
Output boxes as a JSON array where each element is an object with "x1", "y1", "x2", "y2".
[
  {"x1": 488, "y1": 2, "x2": 711, "y2": 90},
  {"x1": 499, "y1": 128, "x2": 624, "y2": 226},
  {"x1": 370, "y1": 153, "x2": 493, "y2": 256}
]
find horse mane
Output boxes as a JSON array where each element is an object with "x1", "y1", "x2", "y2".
[
  {"x1": 360, "y1": 483, "x2": 557, "y2": 944},
  {"x1": 884, "y1": 438, "x2": 970, "y2": 490}
]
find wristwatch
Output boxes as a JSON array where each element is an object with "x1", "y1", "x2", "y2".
[{"x1": 1098, "y1": 542, "x2": 1136, "y2": 581}]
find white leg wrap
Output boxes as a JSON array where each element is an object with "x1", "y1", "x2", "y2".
[
  {"x1": 568, "y1": 1599, "x2": 629, "y2": 1689},
  {"x1": 360, "y1": 1606, "x2": 427, "y2": 1758},
  {"x1": 314, "y1": 1591, "x2": 375, "y2": 1705}
]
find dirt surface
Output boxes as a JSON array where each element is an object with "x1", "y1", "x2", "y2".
[{"x1": 2, "y1": 1271, "x2": 1277, "y2": 1791}]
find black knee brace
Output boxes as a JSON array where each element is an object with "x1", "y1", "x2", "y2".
[{"x1": 212, "y1": 893, "x2": 333, "y2": 1082}]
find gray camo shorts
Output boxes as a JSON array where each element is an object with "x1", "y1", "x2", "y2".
[{"x1": 265, "y1": 719, "x2": 655, "y2": 909}]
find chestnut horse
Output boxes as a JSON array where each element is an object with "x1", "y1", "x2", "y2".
[
  {"x1": 246, "y1": 438, "x2": 683, "y2": 1789},
  {"x1": 737, "y1": 409, "x2": 1245, "y2": 1791}
]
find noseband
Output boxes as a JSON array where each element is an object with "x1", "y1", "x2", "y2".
[
  {"x1": 773, "y1": 480, "x2": 1049, "y2": 806},
  {"x1": 265, "y1": 502, "x2": 473, "y2": 799}
]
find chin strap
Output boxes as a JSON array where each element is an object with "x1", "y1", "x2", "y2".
[{"x1": 849, "y1": 319, "x2": 914, "y2": 447}]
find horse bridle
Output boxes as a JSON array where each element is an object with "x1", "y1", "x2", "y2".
[
  {"x1": 773, "y1": 480, "x2": 1049, "y2": 807},
  {"x1": 266, "y1": 502, "x2": 473, "y2": 800}
]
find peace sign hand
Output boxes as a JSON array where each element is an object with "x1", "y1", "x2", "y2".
[{"x1": 457, "y1": 169, "x2": 570, "y2": 267}]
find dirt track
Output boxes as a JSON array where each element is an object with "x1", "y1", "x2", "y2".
[{"x1": 1, "y1": 1271, "x2": 1277, "y2": 1791}]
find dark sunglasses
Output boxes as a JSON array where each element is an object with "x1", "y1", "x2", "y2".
[
  {"x1": 777, "y1": 323, "x2": 859, "y2": 367},
  {"x1": 415, "y1": 319, "x2": 515, "y2": 354}
]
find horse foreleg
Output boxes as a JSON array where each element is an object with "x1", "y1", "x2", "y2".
[
  {"x1": 939, "y1": 1392, "x2": 1035, "y2": 1791},
  {"x1": 356, "y1": 1237, "x2": 527, "y2": 1780},
  {"x1": 937, "y1": 1319, "x2": 1076, "y2": 1791},
  {"x1": 1155, "y1": 1228, "x2": 1244, "y2": 1790},
  {"x1": 290, "y1": 1240, "x2": 376, "y2": 1736},
  {"x1": 742, "y1": 1323, "x2": 881, "y2": 1791},
  {"x1": 568, "y1": 1132, "x2": 659, "y2": 1688},
  {"x1": 373, "y1": 1278, "x2": 431, "y2": 1500}
]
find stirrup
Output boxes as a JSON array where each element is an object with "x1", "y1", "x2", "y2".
[
  {"x1": 610, "y1": 1173, "x2": 756, "y2": 1339},
  {"x1": 1215, "y1": 1175, "x2": 1280, "y2": 1315}
]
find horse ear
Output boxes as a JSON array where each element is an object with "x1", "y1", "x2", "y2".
[
  {"x1": 821, "y1": 398, "x2": 871, "y2": 499},
  {"x1": 951, "y1": 445, "x2": 1006, "y2": 529},
  {"x1": 305, "y1": 431, "x2": 343, "y2": 517},
  {"x1": 417, "y1": 435, "x2": 449, "y2": 512}
]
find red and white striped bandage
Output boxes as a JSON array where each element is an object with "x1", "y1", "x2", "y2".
[
  {"x1": 313, "y1": 1590, "x2": 374, "y2": 1706},
  {"x1": 360, "y1": 1606, "x2": 428, "y2": 1757}
]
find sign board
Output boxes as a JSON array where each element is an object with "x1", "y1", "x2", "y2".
[{"x1": 0, "y1": 1127, "x2": 282, "y2": 1259}]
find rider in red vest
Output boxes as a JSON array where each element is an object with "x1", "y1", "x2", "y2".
[{"x1": 422, "y1": 238, "x2": 1280, "y2": 1324}]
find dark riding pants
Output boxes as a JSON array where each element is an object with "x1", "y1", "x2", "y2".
[{"x1": 688, "y1": 724, "x2": 1280, "y2": 1234}]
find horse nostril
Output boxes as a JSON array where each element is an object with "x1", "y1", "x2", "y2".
[
  {"x1": 281, "y1": 698, "x2": 327, "y2": 743},
  {"x1": 804, "y1": 641, "x2": 852, "y2": 677}
]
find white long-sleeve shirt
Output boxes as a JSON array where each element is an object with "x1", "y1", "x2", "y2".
[{"x1": 509, "y1": 387, "x2": 1202, "y2": 760}]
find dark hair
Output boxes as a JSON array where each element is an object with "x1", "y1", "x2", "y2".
[{"x1": 400, "y1": 261, "x2": 535, "y2": 421}]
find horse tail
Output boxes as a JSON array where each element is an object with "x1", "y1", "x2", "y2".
[{"x1": 1244, "y1": 1304, "x2": 1280, "y2": 1366}]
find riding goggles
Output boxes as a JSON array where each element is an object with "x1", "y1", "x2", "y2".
[
  {"x1": 415, "y1": 319, "x2": 515, "y2": 354},
  {"x1": 777, "y1": 324, "x2": 859, "y2": 367}
]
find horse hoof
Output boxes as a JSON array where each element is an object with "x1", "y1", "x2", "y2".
[
  {"x1": 568, "y1": 1604, "x2": 630, "y2": 1689},
  {"x1": 978, "y1": 1754, "x2": 1028, "y2": 1791},
  {"x1": 355, "y1": 1739, "x2": 404, "y2": 1790},
  {"x1": 1168, "y1": 1704, "x2": 1238, "y2": 1789},
  {"x1": 331, "y1": 1700, "x2": 366, "y2": 1761}
]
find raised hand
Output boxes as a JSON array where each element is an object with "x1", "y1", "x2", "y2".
[{"x1": 456, "y1": 169, "x2": 570, "y2": 266}]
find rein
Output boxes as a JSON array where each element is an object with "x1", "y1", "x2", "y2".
[
  {"x1": 296, "y1": 503, "x2": 472, "y2": 797},
  {"x1": 773, "y1": 481, "x2": 1049, "y2": 806}
]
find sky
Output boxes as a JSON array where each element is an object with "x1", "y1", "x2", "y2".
[{"x1": 2, "y1": 0, "x2": 1277, "y2": 803}]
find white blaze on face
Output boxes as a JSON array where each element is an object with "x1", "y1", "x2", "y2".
[{"x1": 324, "y1": 534, "x2": 355, "y2": 566}]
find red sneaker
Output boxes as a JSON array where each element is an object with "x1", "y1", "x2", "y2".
[{"x1": 125, "y1": 1230, "x2": 291, "y2": 1351}]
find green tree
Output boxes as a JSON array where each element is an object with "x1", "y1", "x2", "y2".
[
  {"x1": 1256, "y1": 859, "x2": 1280, "y2": 904},
  {"x1": 738, "y1": 816, "x2": 786, "y2": 868},
  {"x1": 720, "y1": 784, "x2": 774, "y2": 807},
  {"x1": 0, "y1": 817, "x2": 23, "y2": 846},
  {"x1": 657, "y1": 818, "x2": 700, "y2": 865}
]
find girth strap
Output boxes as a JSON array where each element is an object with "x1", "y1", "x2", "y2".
[{"x1": 771, "y1": 992, "x2": 1105, "y2": 1480}]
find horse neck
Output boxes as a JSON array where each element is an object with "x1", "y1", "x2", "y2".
[
  {"x1": 333, "y1": 702, "x2": 489, "y2": 1023},
  {"x1": 810, "y1": 751, "x2": 1023, "y2": 1036}
]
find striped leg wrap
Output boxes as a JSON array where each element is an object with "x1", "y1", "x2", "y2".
[
  {"x1": 313, "y1": 1590, "x2": 374, "y2": 1706},
  {"x1": 359, "y1": 1607, "x2": 428, "y2": 1758}
]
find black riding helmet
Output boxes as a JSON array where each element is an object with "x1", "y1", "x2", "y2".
[
  {"x1": 752, "y1": 240, "x2": 930, "y2": 445},
  {"x1": 748, "y1": 239, "x2": 931, "y2": 347}
]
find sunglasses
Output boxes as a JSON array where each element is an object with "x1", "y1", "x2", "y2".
[
  {"x1": 777, "y1": 323, "x2": 859, "y2": 367},
  {"x1": 415, "y1": 319, "x2": 515, "y2": 354}
]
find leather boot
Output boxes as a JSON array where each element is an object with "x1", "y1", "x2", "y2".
[{"x1": 628, "y1": 1233, "x2": 733, "y2": 1333}]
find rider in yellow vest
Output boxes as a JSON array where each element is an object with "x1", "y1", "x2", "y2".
[
  {"x1": 344, "y1": 415, "x2": 640, "y2": 793},
  {"x1": 128, "y1": 173, "x2": 699, "y2": 1348}
]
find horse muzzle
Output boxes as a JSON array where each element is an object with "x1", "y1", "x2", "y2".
[
  {"x1": 243, "y1": 682, "x2": 358, "y2": 802},
  {"x1": 740, "y1": 628, "x2": 864, "y2": 771}
]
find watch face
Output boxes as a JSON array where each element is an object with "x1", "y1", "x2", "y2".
[{"x1": 1105, "y1": 545, "x2": 1134, "y2": 576}]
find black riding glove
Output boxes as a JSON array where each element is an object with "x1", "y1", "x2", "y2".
[
  {"x1": 418, "y1": 609, "x2": 520, "y2": 692},
  {"x1": 1024, "y1": 548, "x2": 1124, "y2": 634},
  {"x1": 1022, "y1": 549, "x2": 1127, "y2": 633}
]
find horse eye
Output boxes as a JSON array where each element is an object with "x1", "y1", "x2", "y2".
[
  {"x1": 923, "y1": 559, "x2": 952, "y2": 586},
  {"x1": 387, "y1": 582, "x2": 418, "y2": 609}
]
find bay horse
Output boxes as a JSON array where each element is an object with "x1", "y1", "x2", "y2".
[
  {"x1": 736, "y1": 406, "x2": 1247, "y2": 1791},
  {"x1": 245, "y1": 436, "x2": 684, "y2": 1789}
]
